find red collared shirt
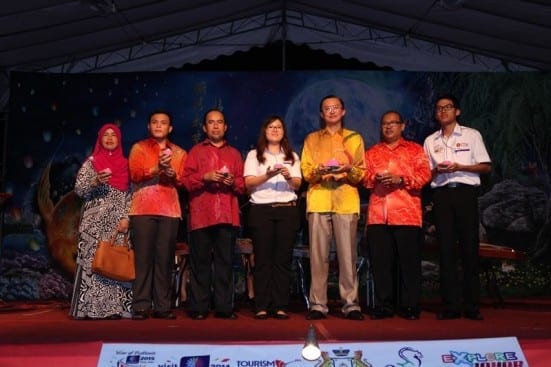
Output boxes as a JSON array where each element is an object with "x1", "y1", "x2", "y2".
[
  {"x1": 364, "y1": 139, "x2": 431, "y2": 226},
  {"x1": 183, "y1": 139, "x2": 245, "y2": 230}
]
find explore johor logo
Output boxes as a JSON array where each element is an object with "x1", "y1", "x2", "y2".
[{"x1": 441, "y1": 350, "x2": 524, "y2": 367}]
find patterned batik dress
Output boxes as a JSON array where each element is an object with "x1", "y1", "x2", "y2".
[{"x1": 69, "y1": 160, "x2": 133, "y2": 319}]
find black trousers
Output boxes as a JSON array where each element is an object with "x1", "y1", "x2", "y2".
[
  {"x1": 366, "y1": 224, "x2": 421, "y2": 311},
  {"x1": 247, "y1": 203, "x2": 300, "y2": 312},
  {"x1": 130, "y1": 215, "x2": 179, "y2": 312},
  {"x1": 432, "y1": 185, "x2": 481, "y2": 313},
  {"x1": 188, "y1": 224, "x2": 236, "y2": 314}
]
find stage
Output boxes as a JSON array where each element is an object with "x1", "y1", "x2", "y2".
[{"x1": 0, "y1": 297, "x2": 549, "y2": 366}]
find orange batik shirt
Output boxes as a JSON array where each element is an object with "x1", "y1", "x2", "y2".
[
  {"x1": 128, "y1": 138, "x2": 187, "y2": 218},
  {"x1": 364, "y1": 139, "x2": 431, "y2": 227}
]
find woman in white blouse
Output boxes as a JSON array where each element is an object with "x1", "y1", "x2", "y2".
[{"x1": 244, "y1": 115, "x2": 302, "y2": 320}]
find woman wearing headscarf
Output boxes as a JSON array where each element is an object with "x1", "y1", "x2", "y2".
[{"x1": 69, "y1": 123, "x2": 132, "y2": 320}]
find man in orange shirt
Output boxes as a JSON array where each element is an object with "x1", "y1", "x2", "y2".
[
  {"x1": 128, "y1": 110, "x2": 187, "y2": 320},
  {"x1": 363, "y1": 110, "x2": 431, "y2": 320}
]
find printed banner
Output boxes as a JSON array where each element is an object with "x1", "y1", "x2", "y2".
[{"x1": 97, "y1": 336, "x2": 528, "y2": 367}]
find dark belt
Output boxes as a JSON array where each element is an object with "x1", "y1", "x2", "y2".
[
  {"x1": 438, "y1": 182, "x2": 474, "y2": 189},
  {"x1": 253, "y1": 201, "x2": 297, "y2": 207}
]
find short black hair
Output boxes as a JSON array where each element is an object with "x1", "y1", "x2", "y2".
[
  {"x1": 380, "y1": 110, "x2": 404, "y2": 124},
  {"x1": 435, "y1": 94, "x2": 460, "y2": 109},
  {"x1": 319, "y1": 95, "x2": 345, "y2": 112},
  {"x1": 148, "y1": 109, "x2": 172, "y2": 124},
  {"x1": 202, "y1": 108, "x2": 225, "y2": 126}
]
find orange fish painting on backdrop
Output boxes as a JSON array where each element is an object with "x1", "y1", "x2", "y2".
[{"x1": 37, "y1": 162, "x2": 82, "y2": 277}]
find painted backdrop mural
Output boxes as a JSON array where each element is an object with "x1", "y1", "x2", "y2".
[{"x1": 1, "y1": 70, "x2": 550, "y2": 301}]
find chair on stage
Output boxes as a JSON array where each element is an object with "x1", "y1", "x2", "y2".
[
  {"x1": 356, "y1": 229, "x2": 376, "y2": 311},
  {"x1": 172, "y1": 238, "x2": 255, "y2": 308},
  {"x1": 292, "y1": 241, "x2": 372, "y2": 311},
  {"x1": 292, "y1": 246, "x2": 311, "y2": 310},
  {"x1": 172, "y1": 199, "x2": 191, "y2": 308},
  {"x1": 171, "y1": 197, "x2": 256, "y2": 308},
  {"x1": 173, "y1": 241, "x2": 190, "y2": 308},
  {"x1": 235, "y1": 238, "x2": 255, "y2": 303}
]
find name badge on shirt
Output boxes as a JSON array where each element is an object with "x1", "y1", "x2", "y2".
[{"x1": 455, "y1": 142, "x2": 470, "y2": 153}]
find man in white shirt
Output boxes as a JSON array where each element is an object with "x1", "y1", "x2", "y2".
[{"x1": 423, "y1": 94, "x2": 491, "y2": 321}]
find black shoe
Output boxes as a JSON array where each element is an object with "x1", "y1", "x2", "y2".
[
  {"x1": 254, "y1": 310, "x2": 269, "y2": 320},
  {"x1": 398, "y1": 307, "x2": 420, "y2": 320},
  {"x1": 305, "y1": 310, "x2": 326, "y2": 320},
  {"x1": 214, "y1": 311, "x2": 238, "y2": 319},
  {"x1": 369, "y1": 308, "x2": 394, "y2": 320},
  {"x1": 464, "y1": 310, "x2": 484, "y2": 320},
  {"x1": 86, "y1": 316, "x2": 108, "y2": 321},
  {"x1": 345, "y1": 310, "x2": 364, "y2": 320},
  {"x1": 189, "y1": 311, "x2": 208, "y2": 320},
  {"x1": 436, "y1": 310, "x2": 461, "y2": 320},
  {"x1": 152, "y1": 311, "x2": 176, "y2": 320},
  {"x1": 105, "y1": 314, "x2": 122, "y2": 320},
  {"x1": 71, "y1": 316, "x2": 91, "y2": 320},
  {"x1": 132, "y1": 310, "x2": 149, "y2": 320},
  {"x1": 273, "y1": 310, "x2": 290, "y2": 320}
]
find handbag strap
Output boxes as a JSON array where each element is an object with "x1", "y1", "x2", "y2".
[{"x1": 110, "y1": 231, "x2": 131, "y2": 249}]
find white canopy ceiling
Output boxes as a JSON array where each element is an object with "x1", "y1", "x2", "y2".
[{"x1": 1, "y1": 0, "x2": 550, "y2": 75}]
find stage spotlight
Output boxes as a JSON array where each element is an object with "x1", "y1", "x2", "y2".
[{"x1": 301, "y1": 324, "x2": 321, "y2": 360}]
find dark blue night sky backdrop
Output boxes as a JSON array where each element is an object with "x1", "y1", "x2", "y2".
[
  {"x1": 7, "y1": 70, "x2": 439, "y2": 214},
  {"x1": 3, "y1": 70, "x2": 550, "y2": 300}
]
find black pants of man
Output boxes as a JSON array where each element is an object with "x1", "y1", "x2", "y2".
[
  {"x1": 188, "y1": 224, "x2": 236, "y2": 314},
  {"x1": 366, "y1": 224, "x2": 421, "y2": 312},
  {"x1": 131, "y1": 215, "x2": 179, "y2": 313},
  {"x1": 432, "y1": 185, "x2": 481, "y2": 313}
]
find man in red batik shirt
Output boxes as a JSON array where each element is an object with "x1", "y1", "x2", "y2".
[{"x1": 183, "y1": 108, "x2": 245, "y2": 320}]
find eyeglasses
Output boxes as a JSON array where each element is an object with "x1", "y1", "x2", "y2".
[
  {"x1": 435, "y1": 104, "x2": 455, "y2": 113},
  {"x1": 322, "y1": 105, "x2": 342, "y2": 112},
  {"x1": 381, "y1": 120, "x2": 403, "y2": 127},
  {"x1": 267, "y1": 125, "x2": 283, "y2": 130},
  {"x1": 206, "y1": 119, "x2": 224, "y2": 125}
]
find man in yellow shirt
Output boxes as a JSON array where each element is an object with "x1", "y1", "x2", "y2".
[{"x1": 301, "y1": 95, "x2": 366, "y2": 320}]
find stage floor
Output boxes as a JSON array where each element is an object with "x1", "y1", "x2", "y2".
[{"x1": 0, "y1": 297, "x2": 549, "y2": 366}]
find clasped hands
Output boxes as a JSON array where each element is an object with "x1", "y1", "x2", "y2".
[
  {"x1": 158, "y1": 151, "x2": 175, "y2": 177},
  {"x1": 375, "y1": 171, "x2": 400, "y2": 188},
  {"x1": 317, "y1": 163, "x2": 351, "y2": 181},
  {"x1": 266, "y1": 166, "x2": 291, "y2": 180},
  {"x1": 436, "y1": 161, "x2": 460, "y2": 173},
  {"x1": 204, "y1": 170, "x2": 234, "y2": 186},
  {"x1": 94, "y1": 169, "x2": 112, "y2": 185}
]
